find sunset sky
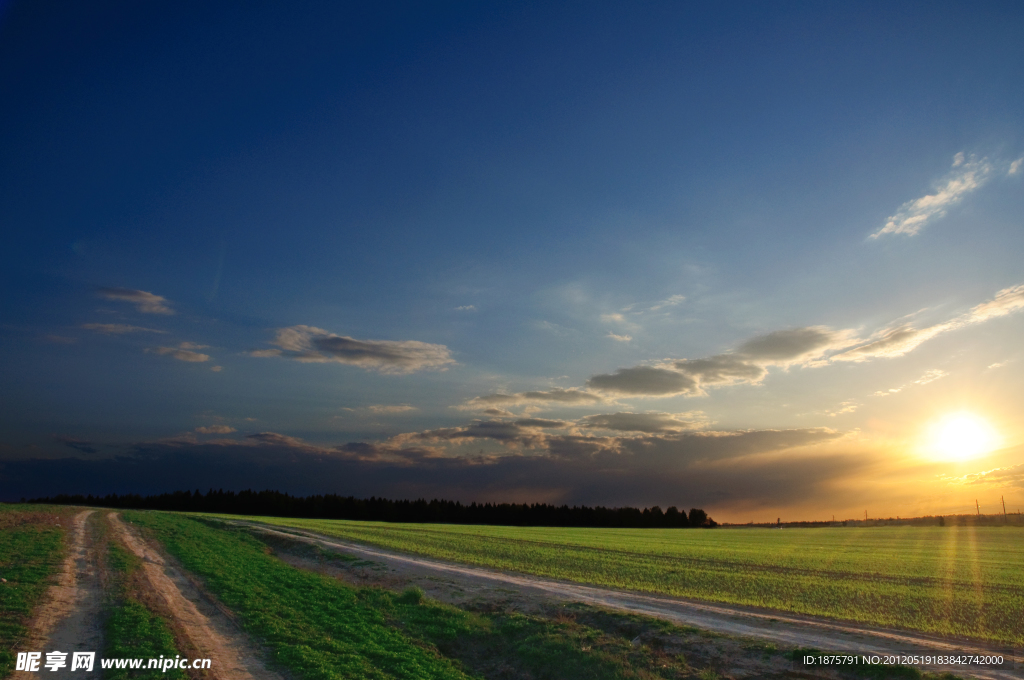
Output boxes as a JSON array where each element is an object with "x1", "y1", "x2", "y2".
[{"x1": 2, "y1": 1, "x2": 1023, "y2": 521}]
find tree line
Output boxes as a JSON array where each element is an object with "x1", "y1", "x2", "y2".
[{"x1": 26, "y1": 489, "x2": 717, "y2": 528}]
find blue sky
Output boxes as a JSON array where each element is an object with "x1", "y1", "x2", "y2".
[{"x1": 2, "y1": 1, "x2": 1023, "y2": 520}]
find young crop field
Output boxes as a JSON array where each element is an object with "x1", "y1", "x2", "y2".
[{"x1": 219, "y1": 516, "x2": 1024, "y2": 646}]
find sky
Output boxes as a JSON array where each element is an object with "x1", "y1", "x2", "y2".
[{"x1": 2, "y1": 1, "x2": 1023, "y2": 522}]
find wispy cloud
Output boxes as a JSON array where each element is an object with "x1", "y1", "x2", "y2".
[
  {"x1": 253, "y1": 325, "x2": 454, "y2": 374},
  {"x1": 606, "y1": 332, "x2": 632, "y2": 342},
  {"x1": 82, "y1": 323, "x2": 166, "y2": 335},
  {"x1": 872, "y1": 369, "x2": 947, "y2": 397},
  {"x1": 97, "y1": 287, "x2": 174, "y2": 314},
  {"x1": 367, "y1": 404, "x2": 418, "y2": 414},
  {"x1": 196, "y1": 425, "x2": 236, "y2": 434},
  {"x1": 54, "y1": 436, "x2": 98, "y2": 454},
  {"x1": 825, "y1": 401, "x2": 859, "y2": 417},
  {"x1": 647, "y1": 294, "x2": 686, "y2": 311},
  {"x1": 43, "y1": 335, "x2": 78, "y2": 344},
  {"x1": 835, "y1": 283, "x2": 1024, "y2": 362},
  {"x1": 147, "y1": 342, "x2": 211, "y2": 363},
  {"x1": 870, "y1": 153, "x2": 993, "y2": 239},
  {"x1": 455, "y1": 305, "x2": 477, "y2": 311},
  {"x1": 1009, "y1": 157, "x2": 1023, "y2": 176},
  {"x1": 457, "y1": 388, "x2": 604, "y2": 410}
]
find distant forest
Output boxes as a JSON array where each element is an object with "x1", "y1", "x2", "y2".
[{"x1": 26, "y1": 489, "x2": 718, "y2": 528}]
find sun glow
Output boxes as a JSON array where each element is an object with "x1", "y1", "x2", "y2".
[{"x1": 927, "y1": 412, "x2": 1001, "y2": 462}]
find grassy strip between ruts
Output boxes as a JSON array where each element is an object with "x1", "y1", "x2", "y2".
[
  {"x1": 0, "y1": 505, "x2": 76, "y2": 679},
  {"x1": 219, "y1": 516, "x2": 1024, "y2": 646},
  {"x1": 103, "y1": 535, "x2": 188, "y2": 680}
]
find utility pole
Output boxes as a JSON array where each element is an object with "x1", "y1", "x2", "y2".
[
  {"x1": 976, "y1": 499, "x2": 980, "y2": 516},
  {"x1": 865, "y1": 510, "x2": 868, "y2": 521},
  {"x1": 1002, "y1": 496, "x2": 1007, "y2": 522}
]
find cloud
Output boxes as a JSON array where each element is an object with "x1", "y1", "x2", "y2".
[
  {"x1": 606, "y1": 333, "x2": 632, "y2": 342},
  {"x1": 835, "y1": 284, "x2": 1024, "y2": 362},
  {"x1": 735, "y1": 327, "x2": 843, "y2": 363},
  {"x1": 367, "y1": 404, "x2": 418, "y2": 415},
  {"x1": 1009, "y1": 158, "x2": 1022, "y2": 176},
  {"x1": 255, "y1": 325, "x2": 454, "y2": 374},
  {"x1": 588, "y1": 327, "x2": 852, "y2": 398},
  {"x1": 483, "y1": 408, "x2": 515, "y2": 417},
  {"x1": 941, "y1": 462, "x2": 1024, "y2": 491},
  {"x1": 600, "y1": 313, "x2": 626, "y2": 324},
  {"x1": 455, "y1": 305, "x2": 477, "y2": 311},
  {"x1": 147, "y1": 343, "x2": 211, "y2": 363},
  {"x1": 672, "y1": 355, "x2": 767, "y2": 387},
  {"x1": 648, "y1": 294, "x2": 686, "y2": 311},
  {"x1": 825, "y1": 401, "x2": 859, "y2": 417},
  {"x1": 97, "y1": 287, "x2": 174, "y2": 314},
  {"x1": 580, "y1": 412, "x2": 708, "y2": 433},
  {"x1": 81, "y1": 323, "x2": 166, "y2": 335},
  {"x1": 870, "y1": 153, "x2": 993, "y2": 238},
  {"x1": 248, "y1": 349, "x2": 282, "y2": 358},
  {"x1": 514, "y1": 418, "x2": 570, "y2": 429},
  {"x1": 964, "y1": 283, "x2": 1024, "y2": 322},
  {"x1": 44, "y1": 335, "x2": 78, "y2": 344},
  {"x1": 873, "y1": 369, "x2": 947, "y2": 397},
  {"x1": 196, "y1": 425, "x2": 236, "y2": 434},
  {"x1": 54, "y1": 436, "x2": 98, "y2": 455},
  {"x1": 211, "y1": 366, "x2": 223, "y2": 372},
  {"x1": 587, "y1": 366, "x2": 698, "y2": 396},
  {"x1": 458, "y1": 389, "x2": 604, "y2": 410},
  {"x1": 832, "y1": 325, "x2": 942, "y2": 362}
]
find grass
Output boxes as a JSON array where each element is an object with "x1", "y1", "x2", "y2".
[
  {"x1": 0, "y1": 505, "x2": 75, "y2": 678},
  {"x1": 214, "y1": 515, "x2": 1024, "y2": 646}
]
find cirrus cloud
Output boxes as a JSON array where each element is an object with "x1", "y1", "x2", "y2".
[
  {"x1": 870, "y1": 153, "x2": 993, "y2": 239},
  {"x1": 97, "y1": 287, "x2": 174, "y2": 314}
]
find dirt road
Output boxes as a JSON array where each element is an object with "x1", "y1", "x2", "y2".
[
  {"x1": 239, "y1": 521, "x2": 1022, "y2": 680},
  {"x1": 14, "y1": 510, "x2": 104, "y2": 679},
  {"x1": 109, "y1": 514, "x2": 282, "y2": 680}
]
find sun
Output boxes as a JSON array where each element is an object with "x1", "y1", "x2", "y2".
[{"x1": 927, "y1": 412, "x2": 1001, "y2": 462}]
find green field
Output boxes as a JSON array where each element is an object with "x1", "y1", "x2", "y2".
[
  {"x1": 0, "y1": 506, "x2": 75, "y2": 678},
  {"x1": 217, "y1": 516, "x2": 1024, "y2": 646},
  {"x1": 125, "y1": 512, "x2": 732, "y2": 679}
]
